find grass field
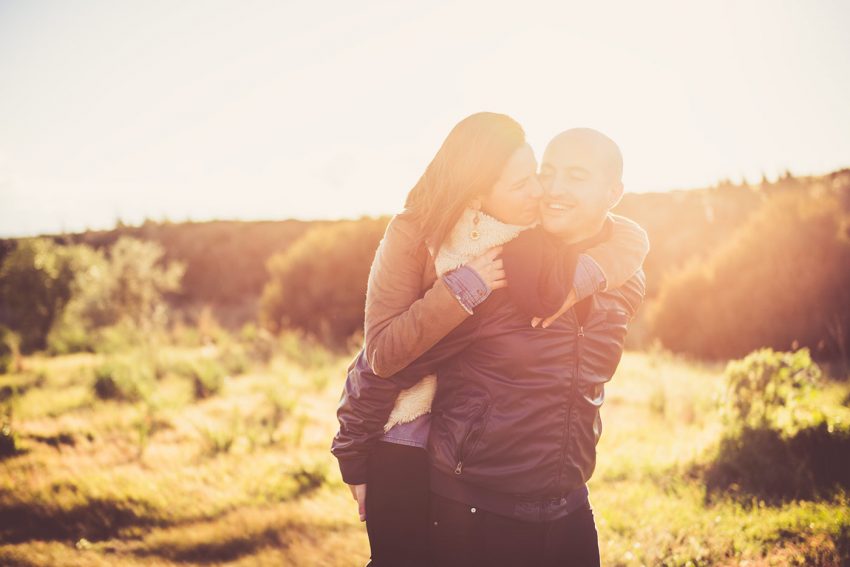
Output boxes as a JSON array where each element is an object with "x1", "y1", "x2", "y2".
[{"x1": 1, "y1": 339, "x2": 848, "y2": 566}]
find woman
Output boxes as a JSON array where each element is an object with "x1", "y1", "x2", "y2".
[{"x1": 332, "y1": 112, "x2": 648, "y2": 566}]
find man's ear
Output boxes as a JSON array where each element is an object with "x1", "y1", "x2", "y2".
[{"x1": 607, "y1": 181, "x2": 624, "y2": 210}]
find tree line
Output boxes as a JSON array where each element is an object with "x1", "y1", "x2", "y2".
[{"x1": 1, "y1": 169, "x2": 848, "y2": 362}]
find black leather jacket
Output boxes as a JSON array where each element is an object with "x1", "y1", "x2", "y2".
[
  {"x1": 424, "y1": 270, "x2": 644, "y2": 497},
  {"x1": 332, "y1": 265, "x2": 645, "y2": 499}
]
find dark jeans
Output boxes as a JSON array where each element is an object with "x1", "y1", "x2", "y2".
[
  {"x1": 428, "y1": 492, "x2": 601, "y2": 567},
  {"x1": 365, "y1": 441, "x2": 430, "y2": 567}
]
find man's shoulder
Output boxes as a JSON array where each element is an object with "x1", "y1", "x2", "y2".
[
  {"x1": 605, "y1": 267, "x2": 645, "y2": 294},
  {"x1": 629, "y1": 267, "x2": 647, "y2": 291}
]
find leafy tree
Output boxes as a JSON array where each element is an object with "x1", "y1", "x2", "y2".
[
  {"x1": 0, "y1": 239, "x2": 77, "y2": 352},
  {"x1": 48, "y1": 237, "x2": 185, "y2": 353},
  {"x1": 260, "y1": 218, "x2": 388, "y2": 345},
  {"x1": 649, "y1": 187, "x2": 850, "y2": 360}
]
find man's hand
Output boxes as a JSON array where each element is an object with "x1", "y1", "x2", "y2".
[
  {"x1": 531, "y1": 288, "x2": 578, "y2": 329},
  {"x1": 348, "y1": 483, "x2": 367, "y2": 522}
]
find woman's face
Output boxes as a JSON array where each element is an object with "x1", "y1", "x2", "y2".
[{"x1": 479, "y1": 143, "x2": 543, "y2": 225}]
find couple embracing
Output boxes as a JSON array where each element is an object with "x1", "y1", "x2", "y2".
[{"x1": 331, "y1": 112, "x2": 648, "y2": 567}]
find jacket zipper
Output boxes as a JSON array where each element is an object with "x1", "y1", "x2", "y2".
[
  {"x1": 563, "y1": 323, "x2": 583, "y2": 483},
  {"x1": 454, "y1": 405, "x2": 488, "y2": 475}
]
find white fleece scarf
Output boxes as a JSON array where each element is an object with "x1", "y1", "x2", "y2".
[{"x1": 383, "y1": 208, "x2": 533, "y2": 432}]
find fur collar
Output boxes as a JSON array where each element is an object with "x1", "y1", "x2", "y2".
[{"x1": 434, "y1": 208, "x2": 535, "y2": 276}]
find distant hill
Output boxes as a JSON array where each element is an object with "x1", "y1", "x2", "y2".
[
  {"x1": 2, "y1": 169, "x2": 846, "y2": 331},
  {"x1": 0, "y1": 219, "x2": 337, "y2": 327}
]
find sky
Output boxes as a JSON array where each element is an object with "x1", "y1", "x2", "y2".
[{"x1": 1, "y1": 0, "x2": 849, "y2": 237}]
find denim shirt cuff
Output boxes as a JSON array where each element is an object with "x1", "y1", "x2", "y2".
[{"x1": 442, "y1": 265, "x2": 491, "y2": 313}]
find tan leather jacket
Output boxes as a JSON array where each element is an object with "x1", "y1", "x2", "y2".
[{"x1": 364, "y1": 210, "x2": 649, "y2": 378}]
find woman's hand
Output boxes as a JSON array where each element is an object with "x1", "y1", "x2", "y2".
[
  {"x1": 531, "y1": 288, "x2": 578, "y2": 328},
  {"x1": 465, "y1": 246, "x2": 506, "y2": 291},
  {"x1": 348, "y1": 483, "x2": 367, "y2": 522}
]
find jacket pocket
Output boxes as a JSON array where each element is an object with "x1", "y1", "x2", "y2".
[
  {"x1": 580, "y1": 382, "x2": 605, "y2": 407},
  {"x1": 602, "y1": 308, "x2": 630, "y2": 347},
  {"x1": 453, "y1": 402, "x2": 491, "y2": 475}
]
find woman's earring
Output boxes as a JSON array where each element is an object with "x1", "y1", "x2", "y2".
[{"x1": 470, "y1": 209, "x2": 481, "y2": 240}]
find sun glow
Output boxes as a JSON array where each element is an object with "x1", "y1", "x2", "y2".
[{"x1": 0, "y1": 0, "x2": 848, "y2": 236}]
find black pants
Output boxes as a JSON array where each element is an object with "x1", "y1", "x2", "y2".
[
  {"x1": 428, "y1": 492, "x2": 601, "y2": 567},
  {"x1": 365, "y1": 441, "x2": 430, "y2": 567}
]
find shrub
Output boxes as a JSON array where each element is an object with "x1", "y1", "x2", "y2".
[
  {"x1": 700, "y1": 348, "x2": 850, "y2": 503},
  {"x1": 93, "y1": 357, "x2": 156, "y2": 402},
  {"x1": 722, "y1": 347, "x2": 823, "y2": 433},
  {"x1": 190, "y1": 358, "x2": 226, "y2": 400},
  {"x1": 649, "y1": 188, "x2": 850, "y2": 360},
  {"x1": 259, "y1": 218, "x2": 388, "y2": 346},
  {"x1": 239, "y1": 322, "x2": 275, "y2": 365},
  {"x1": 0, "y1": 393, "x2": 21, "y2": 459},
  {"x1": 0, "y1": 239, "x2": 79, "y2": 352},
  {"x1": 0, "y1": 326, "x2": 17, "y2": 374},
  {"x1": 194, "y1": 409, "x2": 241, "y2": 456},
  {"x1": 276, "y1": 329, "x2": 334, "y2": 369},
  {"x1": 216, "y1": 342, "x2": 249, "y2": 376},
  {"x1": 92, "y1": 321, "x2": 150, "y2": 355},
  {"x1": 48, "y1": 237, "x2": 185, "y2": 354},
  {"x1": 0, "y1": 420, "x2": 21, "y2": 459}
]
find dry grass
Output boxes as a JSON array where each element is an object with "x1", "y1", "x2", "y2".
[{"x1": 1, "y1": 345, "x2": 848, "y2": 566}]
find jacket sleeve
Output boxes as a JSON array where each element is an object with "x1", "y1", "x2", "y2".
[
  {"x1": 363, "y1": 212, "x2": 471, "y2": 378},
  {"x1": 578, "y1": 213, "x2": 650, "y2": 293},
  {"x1": 331, "y1": 350, "x2": 405, "y2": 485},
  {"x1": 331, "y1": 317, "x2": 481, "y2": 485},
  {"x1": 606, "y1": 268, "x2": 647, "y2": 319}
]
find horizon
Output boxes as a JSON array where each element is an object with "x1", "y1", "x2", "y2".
[
  {"x1": 2, "y1": 0, "x2": 849, "y2": 238},
  {"x1": 4, "y1": 165, "x2": 841, "y2": 240}
]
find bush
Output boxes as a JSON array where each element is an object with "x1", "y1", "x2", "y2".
[
  {"x1": 92, "y1": 321, "x2": 151, "y2": 355},
  {"x1": 700, "y1": 348, "x2": 850, "y2": 503},
  {"x1": 0, "y1": 326, "x2": 17, "y2": 374},
  {"x1": 277, "y1": 330, "x2": 334, "y2": 369},
  {"x1": 189, "y1": 358, "x2": 226, "y2": 400},
  {"x1": 0, "y1": 239, "x2": 79, "y2": 352},
  {"x1": 649, "y1": 188, "x2": 850, "y2": 360},
  {"x1": 239, "y1": 322, "x2": 275, "y2": 365},
  {"x1": 48, "y1": 237, "x2": 185, "y2": 354},
  {"x1": 722, "y1": 347, "x2": 823, "y2": 433},
  {"x1": 216, "y1": 342, "x2": 249, "y2": 376},
  {"x1": 93, "y1": 356, "x2": 156, "y2": 402},
  {"x1": 0, "y1": 420, "x2": 21, "y2": 459},
  {"x1": 259, "y1": 218, "x2": 388, "y2": 346}
]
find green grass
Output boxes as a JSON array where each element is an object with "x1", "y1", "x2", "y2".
[{"x1": 0, "y1": 345, "x2": 848, "y2": 566}]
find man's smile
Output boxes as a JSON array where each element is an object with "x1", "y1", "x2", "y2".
[{"x1": 541, "y1": 199, "x2": 577, "y2": 214}]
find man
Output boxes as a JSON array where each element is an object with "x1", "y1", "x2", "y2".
[{"x1": 335, "y1": 128, "x2": 646, "y2": 566}]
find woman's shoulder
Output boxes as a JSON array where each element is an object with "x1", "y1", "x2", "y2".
[
  {"x1": 387, "y1": 209, "x2": 421, "y2": 233},
  {"x1": 383, "y1": 210, "x2": 427, "y2": 250}
]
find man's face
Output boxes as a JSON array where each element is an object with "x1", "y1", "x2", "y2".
[{"x1": 537, "y1": 132, "x2": 622, "y2": 242}]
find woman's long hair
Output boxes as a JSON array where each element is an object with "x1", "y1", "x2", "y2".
[{"x1": 404, "y1": 112, "x2": 525, "y2": 254}]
